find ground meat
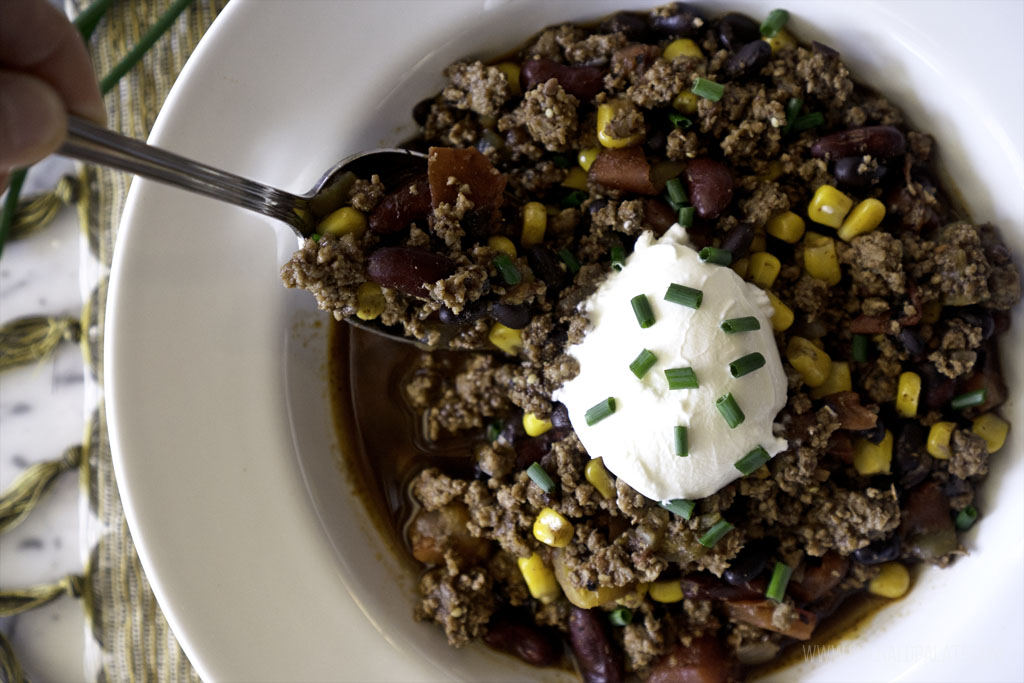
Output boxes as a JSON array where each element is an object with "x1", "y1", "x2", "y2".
[
  {"x1": 431, "y1": 189, "x2": 473, "y2": 249},
  {"x1": 738, "y1": 180, "x2": 788, "y2": 229},
  {"x1": 412, "y1": 468, "x2": 469, "y2": 511},
  {"x1": 798, "y1": 486, "x2": 900, "y2": 556},
  {"x1": 627, "y1": 57, "x2": 699, "y2": 108},
  {"x1": 349, "y1": 175, "x2": 386, "y2": 212},
  {"x1": 666, "y1": 128, "x2": 702, "y2": 159},
  {"x1": 928, "y1": 317, "x2": 983, "y2": 379},
  {"x1": 948, "y1": 429, "x2": 989, "y2": 480},
  {"x1": 564, "y1": 32, "x2": 628, "y2": 65},
  {"x1": 790, "y1": 274, "x2": 829, "y2": 321},
  {"x1": 794, "y1": 47, "x2": 854, "y2": 113},
  {"x1": 423, "y1": 100, "x2": 481, "y2": 148},
  {"x1": 441, "y1": 61, "x2": 511, "y2": 117},
  {"x1": 280, "y1": 233, "x2": 369, "y2": 318},
  {"x1": 838, "y1": 231, "x2": 906, "y2": 298},
  {"x1": 601, "y1": 97, "x2": 645, "y2": 141},
  {"x1": 931, "y1": 223, "x2": 992, "y2": 305},
  {"x1": 591, "y1": 199, "x2": 646, "y2": 236},
  {"x1": 501, "y1": 78, "x2": 579, "y2": 152},
  {"x1": 415, "y1": 567, "x2": 495, "y2": 646}
]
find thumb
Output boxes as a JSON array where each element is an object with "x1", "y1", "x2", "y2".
[{"x1": 0, "y1": 70, "x2": 67, "y2": 171}]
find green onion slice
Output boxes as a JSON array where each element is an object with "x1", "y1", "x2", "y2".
[
  {"x1": 760, "y1": 8, "x2": 790, "y2": 38},
  {"x1": 660, "y1": 499, "x2": 695, "y2": 520},
  {"x1": 955, "y1": 505, "x2": 979, "y2": 531},
  {"x1": 486, "y1": 419, "x2": 503, "y2": 442},
  {"x1": 310, "y1": 232, "x2": 322, "y2": 242},
  {"x1": 729, "y1": 352, "x2": 767, "y2": 378},
  {"x1": 665, "y1": 177, "x2": 689, "y2": 208},
  {"x1": 558, "y1": 247, "x2": 580, "y2": 274},
  {"x1": 585, "y1": 397, "x2": 616, "y2": 426},
  {"x1": 631, "y1": 294, "x2": 655, "y2": 328},
  {"x1": 608, "y1": 607, "x2": 633, "y2": 626},
  {"x1": 629, "y1": 349, "x2": 658, "y2": 379},
  {"x1": 699, "y1": 246, "x2": 733, "y2": 266},
  {"x1": 951, "y1": 388, "x2": 987, "y2": 411},
  {"x1": 735, "y1": 446, "x2": 770, "y2": 475},
  {"x1": 494, "y1": 252, "x2": 522, "y2": 285},
  {"x1": 792, "y1": 112, "x2": 825, "y2": 133},
  {"x1": 610, "y1": 245, "x2": 626, "y2": 271},
  {"x1": 691, "y1": 77, "x2": 724, "y2": 102},
  {"x1": 665, "y1": 367, "x2": 699, "y2": 390},
  {"x1": 782, "y1": 97, "x2": 803, "y2": 134},
  {"x1": 716, "y1": 393, "x2": 745, "y2": 428},
  {"x1": 678, "y1": 206, "x2": 695, "y2": 228},
  {"x1": 668, "y1": 112, "x2": 693, "y2": 129},
  {"x1": 664, "y1": 283, "x2": 702, "y2": 309},
  {"x1": 851, "y1": 334, "x2": 870, "y2": 362},
  {"x1": 560, "y1": 189, "x2": 588, "y2": 208},
  {"x1": 721, "y1": 317, "x2": 761, "y2": 334},
  {"x1": 765, "y1": 562, "x2": 793, "y2": 601},
  {"x1": 526, "y1": 462, "x2": 555, "y2": 493},
  {"x1": 674, "y1": 425, "x2": 689, "y2": 457},
  {"x1": 698, "y1": 519, "x2": 735, "y2": 548}
]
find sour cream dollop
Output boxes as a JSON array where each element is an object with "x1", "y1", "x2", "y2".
[{"x1": 554, "y1": 225, "x2": 788, "y2": 502}]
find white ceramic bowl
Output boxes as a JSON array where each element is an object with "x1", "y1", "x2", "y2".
[{"x1": 106, "y1": 2, "x2": 1024, "y2": 681}]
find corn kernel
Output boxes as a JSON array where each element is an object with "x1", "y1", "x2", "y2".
[
  {"x1": 749, "y1": 231, "x2": 767, "y2": 253},
  {"x1": 496, "y1": 61, "x2": 522, "y2": 97},
  {"x1": 971, "y1": 413, "x2": 1009, "y2": 453},
  {"x1": 757, "y1": 161, "x2": 785, "y2": 182},
  {"x1": 649, "y1": 579, "x2": 684, "y2": 603},
  {"x1": 533, "y1": 508, "x2": 574, "y2": 548},
  {"x1": 766, "y1": 211, "x2": 806, "y2": 243},
  {"x1": 293, "y1": 207, "x2": 312, "y2": 226},
  {"x1": 803, "y1": 232, "x2": 841, "y2": 285},
  {"x1": 355, "y1": 282, "x2": 386, "y2": 321},
  {"x1": 489, "y1": 323, "x2": 523, "y2": 355},
  {"x1": 523, "y1": 412, "x2": 553, "y2": 437},
  {"x1": 786, "y1": 336, "x2": 832, "y2": 387},
  {"x1": 521, "y1": 201, "x2": 547, "y2": 247},
  {"x1": 766, "y1": 291, "x2": 794, "y2": 332},
  {"x1": 763, "y1": 28, "x2": 797, "y2": 53},
  {"x1": 578, "y1": 147, "x2": 601, "y2": 172},
  {"x1": 731, "y1": 257, "x2": 749, "y2": 279},
  {"x1": 920, "y1": 299, "x2": 943, "y2": 324},
  {"x1": 562, "y1": 167, "x2": 589, "y2": 191},
  {"x1": 487, "y1": 235, "x2": 517, "y2": 258},
  {"x1": 926, "y1": 421, "x2": 956, "y2": 460},
  {"x1": 663, "y1": 38, "x2": 703, "y2": 60},
  {"x1": 810, "y1": 361, "x2": 852, "y2": 399},
  {"x1": 807, "y1": 185, "x2": 854, "y2": 229},
  {"x1": 748, "y1": 251, "x2": 781, "y2": 289},
  {"x1": 319, "y1": 206, "x2": 367, "y2": 237},
  {"x1": 896, "y1": 371, "x2": 922, "y2": 418},
  {"x1": 671, "y1": 90, "x2": 699, "y2": 115},
  {"x1": 838, "y1": 198, "x2": 886, "y2": 242},
  {"x1": 868, "y1": 562, "x2": 910, "y2": 599},
  {"x1": 517, "y1": 553, "x2": 561, "y2": 604},
  {"x1": 585, "y1": 459, "x2": 616, "y2": 500},
  {"x1": 853, "y1": 430, "x2": 893, "y2": 475},
  {"x1": 597, "y1": 100, "x2": 644, "y2": 148}
]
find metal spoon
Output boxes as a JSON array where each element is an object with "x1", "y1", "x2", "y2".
[{"x1": 59, "y1": 114, "x2": 439, "y2": 347}]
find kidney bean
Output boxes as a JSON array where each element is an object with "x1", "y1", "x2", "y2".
[
  {"x1": 439, "y1": 299, "x2": 488, "y2": 325},
  {"x1": 828, "y1": 431, "x2": 855, "y2": 463},
  {"x1": 852, "y1": 535, "x2": 901, "y2": 565},
  {"x1": 899, "y1": 481, "x2": 958, "y2": 563},
  {"x1": 368, "y1": 175, "x2": 432, "y2": 234},
  {"x1": 684, "y1": 158, "x2": 734, "y2": 219},
  {"x1": 789, "y1": 552, "x2": 850, "y2": 603},
  {"x1": 811, "y1": 125, "x2": 907, "y2": 160},
  {"x1": 526, "y1": 245, "x2": 568, "y2": 290},
  {"x1": 427, "y1": 147, "x2": 505, "y2": 213},
  {"x1": 642, "y1": 197, "x2": 678, "y2": 234},
  {"x1": 491, "y1": 302, "x2": 531, "y2": 330},
  {"x1": 598, "y1": 11, "x2": 652, "y2": 42},
  {"x1": 589, "y1": 147, "x2": 658, "y2": 195},
  {"x1": 825, "y1": 391, "x2": 878, "y2": 431},
  {"x1": 716, "y1": 12, "x2": 760, "y2": 50},
  {"x1": 833, "y1": 156, "x2": 889, "y2": 187},
  {"x1": 483, "y1": 617, "x2": 562, "y2": 667},
  {"x1": 680, "y1": 572, "x2": 766, "y2": 600},
  {"x1": 722, "y1": 40, "x2": 771, "y2": 81},
  {"x1": 720, "y1": 222, "x2": 754, "y2": 259},
  {"x1": 648, "y1": 637, "x2": 738, "y2": 683},
  {"x1": 849, "y1": 314, "x2": 890, "y2": 334},
  {"x1": 515, "y1": 433, "x2": 554, "y2": 469},
  {"x1": 568, "y1": 607, "x2": 624, "y2": 683},
  {"x1": 366, "y1": 247, "x2": 454, "y2": 298},
  {"x1": 520, "y1": 58, "x2": 605, "y2": 102},
  {"x1": 649, "y1": 2, "x2": 706, "y2": 37}
]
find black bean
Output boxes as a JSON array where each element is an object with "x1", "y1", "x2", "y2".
[
  {"x1": 833, "y1": 156, "x2": 889, "y2": 187},
  {"x1": 917, "y1": 362, "x2": 956, "y2": 411},
  {"x1": 649, "y1": 2, "x2": 705, "y2": 38},
  {"x1": 852, "y1": 535, "x2": 901, "y2": 565},
  {"x1": 568, "y1": 607, "x2": 624, "y2": 683},
  {"x1": 894, "y1": 421, "x2": 931, "y2": 490},
  {"x1": 942, "y1": 475, "x2": 973, "y2": 505},
  {"x1": 551, "y1": 402, "x2": 571, "y2": 430},
  {"x1": 898, "y1": 327, "x2": 926, "y2": 356},
  {"x1": 853, "y1": 420, "x2": 887, "y2": 445},
  {"x1": 723, "y1": 537, "x2": 776, "y2": 586},
  {"x1": 722, "y1": 40, "x2": 771, "y2": 81},
  {"x1": 412, "y1": 97, "x2": 433, "y2": 126},
  {"x1": 716, "y1": 12, "x2": 760, "y2": 51},
  {"x1": 483, "y1": 617, "x2": 561, "y2": 667},
  {"x1": 644, "y1": 127, "x2": 668, "y2": 156},
  {"x1": 720, "y1": 222, "x2": 754, "y2": 259},
  {"x1": 439, "y1": 299, "x2": 488, "y2": 325},
  {"x1": 598, "y1": 11, "x2": 651, "y2": 42},
  {"x1": 526, "y1": 245, "x2": 568, "y2": 290},
  {"x1": 491, "y1": 302, "x2": 531, "y2": 330},
  {"x1": 811, "y1": 126, "x2": 907, "y2": 160},
  {"x1": 957, "y1": 308, "x2": 995, "y2": 341}
]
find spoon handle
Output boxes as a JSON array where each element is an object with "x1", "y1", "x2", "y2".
[{"x1": 59, "y1": 115, "x2": 309, "y2": 235}]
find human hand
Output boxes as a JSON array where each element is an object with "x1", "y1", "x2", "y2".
[{"x1": 1, "y1": 0, "x2": 105, "y2": 191}]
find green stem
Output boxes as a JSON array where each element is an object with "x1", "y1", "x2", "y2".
[
  {"x1": 100, "y1": 0, "x2": 195, "y2": 94},
  {"x1": 73, "y1": 0, "x2": 117, "y2": 40},
  {"x1": 0, "y1": 171, "x2": 27, "y2": 260}
]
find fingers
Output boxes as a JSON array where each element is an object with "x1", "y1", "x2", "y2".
[
  {"x1": 0, "y1": 70, "x2": 67, "y2": 172},
  {"x1": 0, "y1": 0, "x2": 105, "y2": 124}
]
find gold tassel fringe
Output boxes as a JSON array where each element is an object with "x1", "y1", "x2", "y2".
[
  {"x1": 0, "y1": 446, "x2": 82, "y2": 534},
  {"x1": 0, "y1": 316, "x2": 80, "y2": 373},
  {"x1": 0, "y1": 574, "x2": 84, "y2": 618},
  {"x1": 8, "y1": 175, "x2": 80, "y2": 242}
]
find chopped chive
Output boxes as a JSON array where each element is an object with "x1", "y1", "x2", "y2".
[
  {"x1": 494, "y1": 252, "x2": 522, "y2": 285},
  {"x1": 716, "y1": 393, "x2": 745, "y2": 428},
  {"x1": 664, "y1": 283, "x2": 702, "y2": 309},
  {"x1": 551, "y1": 153, "x2": 573, "y2": 168},
  {"x1": 631, "y1": 294, "x2": 655, "y2": 328},
  {"x1": 660, "y1": 499, "x2": 695, "y2": 519},
  {"x1": 791, "y1": 112, "x2": 825, "y2": 133},
  {"x1": 851, "y1": 334, "x2": 870, "y2": 362},
  {"x1": 721, "y1": 316, "x2": 761, "y2": 334},
  {"x1": 698, "y1": 519, "x2": 734, "y2": 548},
  {"x1": 668, "y1": 112, "x2": 693, "y2": 129},
  {"x1": 674, "y1": 426, "x2": 689, "y2": 457},
  {"x1": 610, "y1": 245, "x2": 626, "y2": 271},
  {"x1": 765, "y1": 562, "x2": 793, "y2": 601},
  {"x1": 782, "y1": 97, "x2": 804, "y2": 134},
  {"x1": 630, "y1": 349, "x2": 658, "y2": 379},
  {"x1": 760, "y1": 8, "x2": 790, "y2": 38},
  {"x1": 608, "y1": 607, "x2": 633, "y2": 626},
  {"x1": 310, "y1": 232, "x2": 322, "y2": 242},
  {"x1": 585, "y1": 397, "x2": 616, "y2": 426},
  {"x1": 678, "y1": 205, "x2": 695, "y2": 228},
  {"x1": 665, "y1": 177, "x2": 689, "y2": 207},
  {"x1": 526, "y1": 462, "x2": 555, "y2": 493},
  {"x1": 691, "y1": 77, "x2": 725, "y2": 102},
  {"x1": 729, "y1": 352, "x2": 767, "y2": 378},
  {"x1": 560, "y1": 189, "x2": 588, "y2": 208},
  {"x1": 735, "y1": 446, "x2": 770, "y2": 475},
  {"x1": 955, "y1": 505, "x2": 979, "y2": 531},
  {"x1": 486, "y1": 419, "x2": 503, "y2": 442},
  {"x1": 951, "y1": 388, "x2": 987, "y2": 411},
  {"x1": 699, "y1": 246, "x2": 733, "y2": 266},
  {"x1": 665, "y1": 367, "x2": 699, "y2": 390},
  {"x1": 558, "y1": 247, "x2": 580, "y2": 274}
]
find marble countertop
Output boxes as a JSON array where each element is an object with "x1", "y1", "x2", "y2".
[{"x1": 0, "y1": 156, "x2": 89, "y2": 682}]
